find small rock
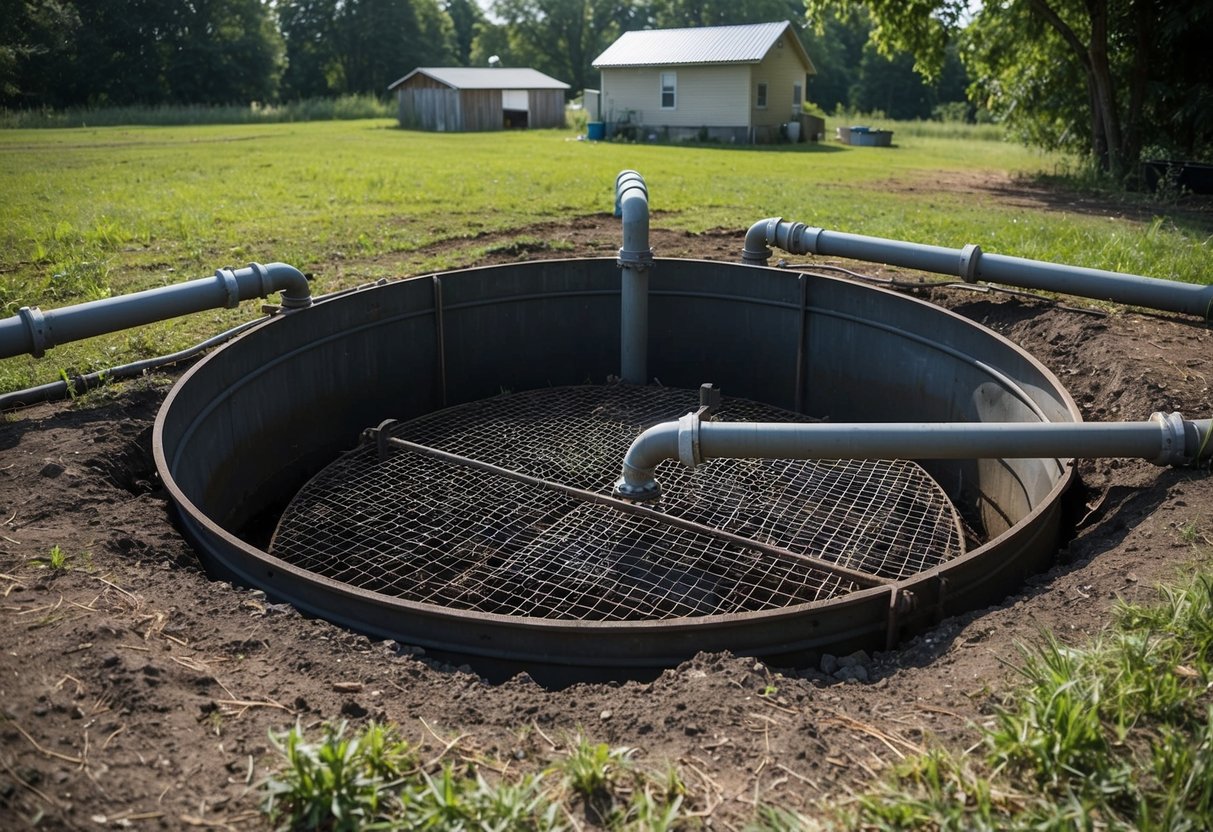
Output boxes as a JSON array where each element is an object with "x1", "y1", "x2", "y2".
[
  {"x1": 600, "y1": 709, "x2": 613, "y2": 721},
  {"x1": 332, "y1": 681, "x2": 364, "y2": 693},
  {"x1": 40, "y1": 462, "x2": 65, "y2": 478},
  {"x1": 819, "y1": 654, "x2": 838, "y2": 675},
  {"x1": 684, "y1": 723, "x2": 704, "y2": 736},
  {"x1": 838, "y1": 650, "x2": 871, "y2": 669},
  {"x1": 340, "y1": 700, "x2": 368, "y2": 718}
]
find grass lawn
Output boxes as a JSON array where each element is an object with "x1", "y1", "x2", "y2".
[{"x1": 1, "y1": 119, "x2": 1208, "y2": 392}]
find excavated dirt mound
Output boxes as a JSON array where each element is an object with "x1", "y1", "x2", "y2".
[{"x1": 2, "y1": 221, "x2": 1211, "y2": 830}]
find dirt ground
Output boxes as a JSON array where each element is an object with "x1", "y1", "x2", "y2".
[{"x1": 2, "y1": 194, "x2": 1212, "y2": 830}]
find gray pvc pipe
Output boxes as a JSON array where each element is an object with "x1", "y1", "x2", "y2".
[
  {"x1": 743, "y1": 217, "x2": 1213, "y2": 318},
  {"x1": 616, "y1": 170, "x2": 653, "y2": 385},
  {"x1": 0, "y1": 262, "x2": 311, "y2": 359},
  {"x1": 613, "y1": 412, "x2": 1213, "y2": 500}
]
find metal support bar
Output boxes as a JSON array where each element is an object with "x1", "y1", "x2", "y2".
[
  {"x1": 0, "y1": 261, "x2": 312, "y2": 360},
  {"x1": 742, "y1": 217, "x2": 1213, "y2": 318}
]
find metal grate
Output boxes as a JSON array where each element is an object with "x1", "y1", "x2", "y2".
[{"x1": 269, "y1": 386, "x2": 965, "y2": 620}]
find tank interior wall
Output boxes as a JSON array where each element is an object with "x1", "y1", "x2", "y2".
[{"x1": 158, "y1": 257, "x2": 1076, "y2": 556}]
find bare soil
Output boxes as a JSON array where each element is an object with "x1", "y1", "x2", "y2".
[{"x1": 2, "y1": 211, "x2": 1211, "y2": 830}]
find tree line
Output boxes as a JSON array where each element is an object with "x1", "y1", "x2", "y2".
[
  {"x1": 1, "y1": 1, "x2": 963, "y2": 118},
  {"x1": 3, "y1": 0, "x2": 1209, "y2": 181}
]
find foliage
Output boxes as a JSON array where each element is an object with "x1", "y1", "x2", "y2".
[
  {"x1": 836, "y1": 569, "x2": 1213, "y2": 830},
  {"x1": 262, "y1": 721, "x2": 696, "y2": 830},
  {"x1": 815, "y1": 0, "x2": 1213, "y2": 182},
  {"x1": 2, "y1": 0, "x2": 284, "y2": 109}
]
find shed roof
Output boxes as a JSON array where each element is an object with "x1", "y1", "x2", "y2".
[
  {"x1": 388, "y1": 67, "x2": 570, "y2": 91},
  {"x1": 592, "y1": 20, "x2": 814, "y2": 73}
]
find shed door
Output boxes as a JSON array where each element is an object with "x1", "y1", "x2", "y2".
[{"x1": 502, "y1": 90, "x2": 528, "y2": 111}]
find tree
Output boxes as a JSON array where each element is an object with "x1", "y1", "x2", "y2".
[
  {"x1": 490, "y1": 0, "x2": 638, "y2": 94},
  {"x1": 645, "y1": 0, "x2": 801, "y2": 29},
  {"x1": 444, "y1": 0, "x2": 485, "y2": 65},
  {"x1": 337, "y1": 0, "x2": 454, "y2": 96},
  {"x1": 279, "y1": 0, "x2": 342, "y2": 99},
  {"x1": 806, "y1": 0, "x2": 1213, "y2": 180},
  {"x1": 0, "y1": 0, "x2": 81, "y2": 107}
]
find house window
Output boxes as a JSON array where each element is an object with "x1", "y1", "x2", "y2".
[
  {"x1": 660, "y1": 72, "x2": 676, "y2": 109},
  {"x1": 793, "y1": 84, "x2": 802, "y2": 109},
  {"x1": 756, "y1": 82, "x2": 768, "y2": 109}
]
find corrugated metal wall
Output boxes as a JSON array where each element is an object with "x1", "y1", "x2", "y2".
[
  {"x1": 398, "y1": 88, "x2": 463, "y2": 131},
  {"x1": 458, "y1": 90, "x2": 503, "y2": 131},
  {"x1": 396, "y1": 83, "x2": 563, "y2": 131},
  {"x1": 528, "y1": 90, "x2": 567, "y2": 128}
]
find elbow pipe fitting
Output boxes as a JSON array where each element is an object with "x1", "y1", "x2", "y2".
[
  {"x1": 0, "y1": 261, "x2": 312, "y2": 360},
  {"x1": 742, "y1": 218, "x2": 822, "y2": 265},
  {"x1": 616, "y1": 171, "x2": 653, "y2": 267}
]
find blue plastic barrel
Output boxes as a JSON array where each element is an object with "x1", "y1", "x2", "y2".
[{"x1": 587, "y1": 122, "x2": 605, "y2": 140}]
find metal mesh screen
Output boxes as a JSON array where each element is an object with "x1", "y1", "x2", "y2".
[{"x1": 269, "y1": 386, "x2": 964, "y2": 620}]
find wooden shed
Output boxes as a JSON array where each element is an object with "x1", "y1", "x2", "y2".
[{"x1": 388, "y1": 67, "x2": 570, "y2": 132}]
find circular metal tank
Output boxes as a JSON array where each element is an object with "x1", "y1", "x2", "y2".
[{"x1": 153, "y1": 258, "x2": 1079, "y2": 680}]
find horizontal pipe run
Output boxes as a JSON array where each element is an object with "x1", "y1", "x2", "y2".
[
  {"x1": 614, "y1": 413, "x2": 1212, "y2": 501},
  {"x1": 743, "y1": 217, "x2": 1213, "y2": 318},
  {"x1": 0, "y1": 262, "x2": 311, "y2": 360}
]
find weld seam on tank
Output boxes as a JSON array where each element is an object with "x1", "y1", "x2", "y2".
[
  {"x1": 614, "y1": 413, "x2": 1213, "y2": 500},
  {"x1": 616, "y1": 170, "x2": 653, "y2": 385},
  {"x1": 0, "y1": 262, "x2": 312, "y2": 360},
  {"x1": 742, "y1": 218, "x2": 1213, "y2": 318}
]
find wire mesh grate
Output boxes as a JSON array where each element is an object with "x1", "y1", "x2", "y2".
[{"x1": 269, "y1": 385, "x2": 965, "y2": 620}]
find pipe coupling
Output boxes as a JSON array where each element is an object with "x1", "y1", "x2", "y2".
[
  {"x1": 677, "y1": 411, "x2": 703, "y2": 468},
  {"x1": 215, "y1": 267, "x2": 241, "y2": 309},
  {"x1": 17, "y1": 306, "x2": 48, "y2": 358},
  {"x1": 617, "y1": 247, "x2": 654, "y2": 271},
  {"x1": 1150, "y1": 411, "x2": 1188, "y2": 466},
  {"x1": 959, "y1": 244, "x2": 982, "y2": 282}
]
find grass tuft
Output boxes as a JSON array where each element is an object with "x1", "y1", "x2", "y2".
[{"x1": 834, "y1": 568, "x2": 1213, "y2": 830}]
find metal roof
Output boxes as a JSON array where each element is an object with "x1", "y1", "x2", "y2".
[
  {"x1": 388, "y1": 67, "x2": 570, "y2": 91},
  {"x1": 592, "y1": 20, "x2": 814, "y2": 72}
]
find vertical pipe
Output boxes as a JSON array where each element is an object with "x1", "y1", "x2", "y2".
[{"x1": 616, "y1": 170, "x2": 653, "y2": 385}]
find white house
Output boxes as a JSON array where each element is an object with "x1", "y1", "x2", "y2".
[{"x1": 591, "y1": 20, "x2": 816, "y2": 144}]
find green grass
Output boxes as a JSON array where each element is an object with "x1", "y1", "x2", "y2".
[
  {"x1": 262, "y1": 724, "x2": 684, "y2": 831},
  {"x1": 2, "y1": 118, "x2": 1209, "y2": 393},
  {"x1": 0, "y1": 95, "x2": 394, "y2": 129},
  {"x1": 831, "y1": 557, "x2": 1213, "y2": 831}
]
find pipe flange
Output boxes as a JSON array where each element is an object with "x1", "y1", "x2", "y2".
[
  {"x1": 959, "y1": 244, "x2": 982, "y2": 283},
  {"x1": 617, "y1": 248, "x2": 654, "y2": 271},
  {"x1": 17, "y1": 306, "x2": 48, "y2": 358},
  {"x1": 1150, "y1": 411, "x2": 1187, "y2": 466},
  {"x1": 215, "y1": 267, "x2": 240, "y2": 309},
  {"x1": 612, "y1": 476, "x2": 662, "y2": 502},
  {"x1": 677, "y1": 412, "x2": 702, "y2": 469}
]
